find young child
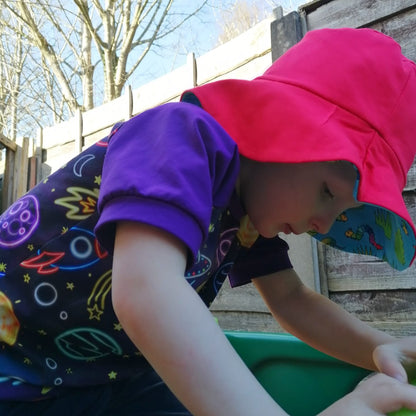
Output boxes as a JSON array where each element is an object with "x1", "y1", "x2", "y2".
[{"x1": 0, "y1": 27, "x2": 415, "y2": 415}]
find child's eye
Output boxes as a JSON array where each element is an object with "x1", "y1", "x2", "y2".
[{"x1": 323, "y1": 183, "x2": 334, "y2": 199}]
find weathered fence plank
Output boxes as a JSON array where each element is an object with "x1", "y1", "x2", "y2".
[
  {"x1": 82, "y1": 90, "x2": 130, "y2": 139},
  {"x1": 2, "y1": 137, "x2": 30, "y2": 208},
  {"x1": 2, "y1": 147, "x2": 15, "y2": 210},
  {"x1": 304, "y1": 0, "x2": 416, "y2": 30},
  {"x1": 0, "y1": 132, "x2": 17, "y2": 152},
  {"x1": 196, "y1": 18, "x2": 272, "y2": 84},
  {"x1": 271, "y1": 10, "x2": 303, "y2": 60},
  {"x1": 42, "y1": 117, "x2": 80, "y2": 150},
  {"x1": 132, "y1": 54, "x2": 197, "y2": 115},
  {"x1": 14, "y1": 137, "x2": 29, "y2": 201}
]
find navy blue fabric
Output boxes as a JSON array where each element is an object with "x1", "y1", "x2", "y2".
[{"x1": 0, "y1": 369, "x2": 191, "y2": 416}]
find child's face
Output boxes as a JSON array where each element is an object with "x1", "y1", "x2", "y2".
[{"x1": 239, "y1": 160, "x2": 360, "y2": 238}]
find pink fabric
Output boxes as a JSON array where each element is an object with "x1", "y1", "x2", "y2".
[{"x1": 183, "y1": 28, "x2": 416, "y2": 269}]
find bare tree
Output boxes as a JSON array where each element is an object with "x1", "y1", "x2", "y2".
[
  {"x1": 216, "y1": 0, "x2": 263, "y2": 44},
  {"x1": 215, "y1": 0, "x2": 302, "y2": 44},
  {"x1": 0, "y1": 10, "x2": 29, "y2": 140},
  {"x1": 0, "y1": 0, "x2": 208, "y2": 126}
]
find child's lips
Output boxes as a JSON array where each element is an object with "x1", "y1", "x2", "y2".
[
  {"x1": 283, "y1": 224, "x2": 302, "y2": 235},
  {"x1": 283, "y1": 224, "x2": 293, "y2": 235}
]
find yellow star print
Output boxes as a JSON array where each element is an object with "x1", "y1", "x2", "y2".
[
  {"x1": 108, "y1": 371, "x2": 117, "y2": 380},
  {"x1": 23, "y1": 273, "x2": 30, "y2": 283},
  {"x1": 66, "y1": 282, "x2": 75, "y2": 290},
  {"x1": 87, "y1": 304, "x2": 104, "y2": 321},
  {"x1": 113, "y1": 323, "x2": 123, "y2": 331},
  {"x1": 0, "y1": 263, "x2": 6, "y2": 273},
  {"x1": 94, "y1": 175, "x2": 101, "y2": 185}
]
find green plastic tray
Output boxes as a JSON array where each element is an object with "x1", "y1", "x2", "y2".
[{"x1": 226, "y1": 331, "x2": 370, "y2": 416}]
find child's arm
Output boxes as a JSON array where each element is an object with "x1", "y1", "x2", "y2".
[
  {"x1": 111, "y1": 221, "x2": 286, "y2": 416},
  {"x1": 253, "y1": 268, "x2": 416, "y2": 382},
  {"x1": 112, "y1": 222, "x2": 416, "y2": 415}
]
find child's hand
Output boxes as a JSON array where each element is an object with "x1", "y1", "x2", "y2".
[
  {"x1": 319, "y1": 373, "x2": 416, "y2": 416},
  {"x1": 373, "y1": 337, "x2": 416, "y2": 383}
]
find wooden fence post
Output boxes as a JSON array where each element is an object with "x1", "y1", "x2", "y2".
[
  {"x1": 26, "y1": 136, "x2": 40, "y2": 190},
  {"x1": 74, "y1": 108, "x2": 83, "y2": 154},
  {"x1": 13, "y1": 137, "x2": 30, "y2": 201},
  {"x1": 2, "y1": 147, "x2": 14, "y2": 210},
  {"x1": 35, "y1": 128, "x2": 45, "y2": 184},
  {"x1": 0, "y1": 132, "x2": 18, "y2": 210},
  {"x1": 126, "y1": 85, "x2": 133, "y2": 120},
  {"x1": 270, "y1": 9, "x2": 304, "y2": 62},
  {"x1": 187, "y1": 52, "x2": 197, "y2": 87}
]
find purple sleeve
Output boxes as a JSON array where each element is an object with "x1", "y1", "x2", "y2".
[
  {"x1": 95, "y1": 102, "x2": 240, "y2": 263},
  {"x1": 228, "y1": 235, "x2": 293, "y2": 287}
]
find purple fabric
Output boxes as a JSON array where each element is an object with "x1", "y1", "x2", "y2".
[{"x1": 95, "y1": 102, "x2": 240, "y2": 264}]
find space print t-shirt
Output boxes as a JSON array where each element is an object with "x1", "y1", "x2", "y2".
[{"x1": 0, "y1": 103, "x2": 291, "y2": 400}]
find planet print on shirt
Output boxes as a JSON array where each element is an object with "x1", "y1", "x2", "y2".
[
  {"x1": 0, "y1": 195, "x2": 39, "y2": 248},
  {"x1": 0, "y1": 291, "x2": 20, "y2": 346}
]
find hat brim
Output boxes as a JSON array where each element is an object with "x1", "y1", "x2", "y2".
[{"x1": 184, "y1": 77, "x2": 416, "y2": 269}]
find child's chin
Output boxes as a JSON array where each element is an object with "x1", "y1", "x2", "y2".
[{"x1": 259, "y1": 228, "x2": 280, "y2": 239}]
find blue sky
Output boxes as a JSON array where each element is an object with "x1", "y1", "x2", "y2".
[{"x1": 132, "y1": 0, "x2": 307, "y2": 87}]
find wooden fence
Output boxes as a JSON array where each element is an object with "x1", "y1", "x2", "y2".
[
  {"x1": 38, "y1": 15, "x2": 274, "y2": 174},
  {"x1": 213, "y1": 0, "x2": 416, "y2": 336},
  {"x1": 0, "y1": 133, "x2": 44, "y2": 211},
  {"x1": 2, "y1": 0, "x2": 416, "y2": 336}
]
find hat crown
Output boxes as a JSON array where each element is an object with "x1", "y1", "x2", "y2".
[{"x1": 261, "y1": 28, "x2": 416, "y2": 178}]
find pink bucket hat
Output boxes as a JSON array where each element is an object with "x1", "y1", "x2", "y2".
[{"x1": 182, "y1": 28, "x2": 416, "y2": 270}]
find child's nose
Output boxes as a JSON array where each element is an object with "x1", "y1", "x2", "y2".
[{"x1": 310, "y1": 215, "x2": 336, "y2": 235}]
